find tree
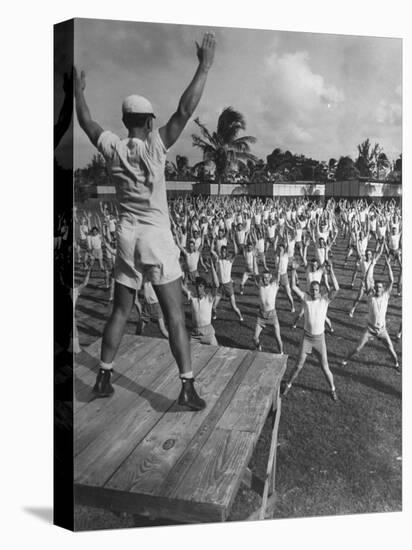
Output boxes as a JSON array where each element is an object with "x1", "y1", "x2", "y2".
[
  {"x1": 191, "y1": 107, "x2": 257, "y2": 195},
  {"x1": 375, "y1": 151, "x2": 390, "y2": 180},
  {"x1": 355, "y1": 139, "x2": 379, "y2": 177},
  {"x1": 335, "y1": 156, "x2": 360, "y2": 180}
]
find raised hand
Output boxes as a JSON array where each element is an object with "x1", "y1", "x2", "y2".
[
  {"x1": 74, "y1": 67, "x2": 86, "y2": 95},
  {"x1": 196, "y1": 32, "x2": 216, "y2": 71}
]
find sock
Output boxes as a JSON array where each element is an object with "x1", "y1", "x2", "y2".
[
  {"x1": 99, "y1": 360, "x2": 113, "y2": 371},
  {"x1": 180, "y1": 371, "x2": 193, "y2": 380}
]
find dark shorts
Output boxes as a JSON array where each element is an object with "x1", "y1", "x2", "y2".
[
  {"x1": 256, "y1": 309, "x2": 279, "y2": 329},
  {"x1": 300, "y1": 332, "x2": 327, "y2": 360},
  {"x1": 279, "y1": 273, "x2": 289, "y2": 287},
  {"x1": 186, "y1": 270, "x2": 199, "y2": 283},
  {"x1": 218, "y1": 281, "x2": 234, "y2": 297},
  {"x1": 141, "y1": 302, "x2": 163, "y2": 323},
  {"x1": 191, "y1": 325, "x2": 218, "y2": 346}
]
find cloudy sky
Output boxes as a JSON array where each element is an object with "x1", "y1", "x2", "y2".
[{"x1": 55, "y1": 18, "x2": 402, "y2": 169}]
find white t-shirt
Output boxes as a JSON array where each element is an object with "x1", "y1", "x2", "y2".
[
  {"x1": 303, "y1": 294, "x2": 330, "y2": 336},
  {"x1": 259, "y1": 282, "x2": 279, "y2": 312},
  {"x1": 97, "y1": 129, "x2": 169, "y2": 228},
  {"x1": 191, "y1": 295, "x2": 214, "y2": 327},
  {"x1": 367, "y1": 291, "x2": 389, "y2": 330},
  {"x1": 217, "y1": 258, "x2": 233, "y2": 284},
  {"x1": 186, "y1": 251, "x2": 200, "y2": 272}
]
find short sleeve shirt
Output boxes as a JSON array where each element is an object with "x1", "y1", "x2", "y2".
[{"x1": 97, "y1": 129, "x2": 169, "y2": 229}]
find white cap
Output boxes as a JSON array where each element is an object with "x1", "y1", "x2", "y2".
[{"x1": 121, "y1": 95, "x2": 155, "y2": 117}]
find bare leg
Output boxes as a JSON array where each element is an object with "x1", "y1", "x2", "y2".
[
  {"x1": 253, "y1": 323, "x2": 263, "y2": 349},
  {"x1": 101, "y1": 282, "x2": 136, "y2": 363},
  {"x1": 157, "y1": 317, "x2": 169, "y2": 339},
  {"x1": 283, "y1": 340, "x2": 307, "y2": 394},
  {"x1": 153, "y1": 278, "x2": 191, "y2": 375},
  {"x1": 284, "y1": 283, "x2": 295, "y2": 312},
  {"x1": 349, "y1": 285, "x2": 364, "y2": 317},
  {"x1": 212, "y1": 294, "x2": 222, "y2": 319},
  {"x1": 342, "y1": 330, "x2": 370, "y2": 365},
  {"x1": 229, "y1": 294, "x2": 243, "y2": 321},
  {"x1": 273, "y1": 318, "x2": 283, "y2": 354}
]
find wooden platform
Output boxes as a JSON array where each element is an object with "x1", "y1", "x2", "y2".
[{"x1": 74, "y1": 335, "x2": 287, "y2": 524}]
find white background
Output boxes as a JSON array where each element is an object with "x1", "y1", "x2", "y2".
[{"x1": 1, "y1": 0, "x2": 409, "y2": 548}]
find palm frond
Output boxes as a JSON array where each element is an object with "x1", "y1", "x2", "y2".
[{"x1": 193, "y1": 118, "x2": 219, "y2": 147}]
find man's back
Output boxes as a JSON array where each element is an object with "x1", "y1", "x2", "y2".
[{"x1": 97, "y1": 129, "x2": 169, "y2": 227}]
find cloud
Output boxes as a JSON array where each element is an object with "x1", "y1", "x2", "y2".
[{"x1": 256, "y1": 50, "x2": 344, "y2": 154}]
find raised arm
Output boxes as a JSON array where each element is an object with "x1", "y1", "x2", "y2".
[
  {"x1": 291, "y1": 260, "x2": 305, "y2": 300},
  {"x1": 159, "y1": 32, "x2": 216, "y2": 149},
  {"x1": 385, "y1": 256, "x2": 394, "y2": 294},
  {"x1": 54, "y1": 70, "x2": 73, "y2": 149},
  {"x1": 326, "y1": 261, "x2": 339, "y2": 300},
  {"x1": 74, "y1": 68, "x2": 104, "y2": 146}
]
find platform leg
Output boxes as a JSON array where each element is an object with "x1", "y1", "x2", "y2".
[{"x1": 259, "y1": 387, "x2": 281, "y2": 520}]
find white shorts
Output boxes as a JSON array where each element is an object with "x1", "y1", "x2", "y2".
[{"x1": 115, "y1": 214, "x2": 182, "y2": 290}]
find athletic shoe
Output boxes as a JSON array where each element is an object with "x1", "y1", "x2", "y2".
[
  {"x1": 93, "y1": 369, "x2": 114, "y2": 398},
  {"x1": 292, "y1": 324, "x2": 297, "y2": 329},
  {"x1": 178, "y1": 378, "x2": 206, "y2": 411},
  {"x1": 341, "y1": 360, "x2": 348, "y2": 366},
  {"x1": 348, "y1": 311, "x2": 354, "y2": 318},
  {"x1": 239, "y1": 317, "x2": 244, "y2": 323},
  {"x1": 240, "y1": 287, "x2": 244, "y2": 295},
  {"x1": 397, "y1": 333, "x2": 401, "y2": 340},
  {"x1": 331, "y1": 390, "x2": 338, "y2": 402},
  {"x1": 212, "y1": 311, "x2": 217, "y2": 320}
]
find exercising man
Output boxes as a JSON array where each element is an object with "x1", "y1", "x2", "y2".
[
  {"x1": 342, "y1": 256, "x2": 400, "y2": 372},
  {"x1": 75, "y1": 32, "x2": 216, "y2": 410},
  {"x1": 253, "y1": 270, "x2": 283, "y2": 354},
  {"x1": 282, "y1": 260, "x2": 340, "y2": 401}
]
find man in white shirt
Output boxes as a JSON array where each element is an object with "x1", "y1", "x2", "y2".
[
  {"x1": 75, "y1": 32, "x2": 216, "y2": 410},
  {"x1": 253, "y1": 271, "x2": 283, "y2": 354},
  {"x1": 187, "y1": 275, "x2": 219, "y2": 346},
  {"x1": 283, "y1": 260, "x2": 340, "y2": 401},
  {"x1": 349, "y1": 244, "x2": 383, "y2": 317},
  {"x1": 342, "y1": 256, "x2": 400, "y2": 371},
  {"x1": 210, "y1": 242, "x2": 243, "y2": 322}
]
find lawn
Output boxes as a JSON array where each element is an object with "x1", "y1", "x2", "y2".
[{"x1": 73, "y1": 225, "x2": 402, "y2": 528}]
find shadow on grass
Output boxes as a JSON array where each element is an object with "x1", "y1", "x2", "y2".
[{"x1": 332, "y1": 365, "x2": 401, "y2": 399}]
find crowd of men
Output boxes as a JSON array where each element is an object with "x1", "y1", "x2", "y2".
[{"x1": 71, "y1": 194, "x2": 402, "y2": 402}]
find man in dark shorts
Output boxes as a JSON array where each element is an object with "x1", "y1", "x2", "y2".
[
  {"x1": 210, "y1": 242, "x2": 243, "y2": 322},
  {"x1": 283, "y1": 260, "x2": 340, "y2": 401},
  {"x1": 342, "y1": 256, "x2": 400, "y2": 371},
  {"x1": 253, "y1": 270, "x2": 283, "y2": 353}
]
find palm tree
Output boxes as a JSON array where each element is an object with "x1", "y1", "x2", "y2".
[
  {"x1": 356, "y1": 139, "x2": 379, "y2": 177},
  {"x1": 375, "y1": 151, "x2": 390, "y2": 180},
  {"x1": 191, "y1": 107, "x2": 257, "y2": 195}
]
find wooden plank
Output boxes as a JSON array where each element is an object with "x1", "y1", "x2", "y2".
[
  {"x1": 105, "y1": 346, "x2": 247, "y2": 496},
  {"x1": 74, "y1": 335, "x2": 156, "y2": 413},
  {"x1": 172, "y1": 428, "x2": 255, "y2": 518},
  {"x1": 217, "y1": 353, "x2": 287, "y2": 433},
  {"x1": 259, "y1": 389, "x2": 282, "y2": 520},
  {"x1": 74, "y1": 338, "x2": 173, "y2": 455},
  {"x1": 75, "y1": 484, "x2": 224, "y2": 525},
  {"x1": 159, "y1": 350, "x2": 257, "y2": 500},
  {"x1": 246, "y1": 493, "x2": 277, "y2": 521},
  {"x1": 74, "y1": 343, "x2": 218, "y2": 487}
]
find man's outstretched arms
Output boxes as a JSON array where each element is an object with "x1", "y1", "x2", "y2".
[
  {"x1": 159, "y1": 32, "x2": 216, "y2": 150},
  {"x1": 74, "y1": 68, "x2": 104, "y2": 147}
]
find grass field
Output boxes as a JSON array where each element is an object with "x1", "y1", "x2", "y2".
[{"x1": 73, "y1": 227, "x2": 402, "y2": 529}]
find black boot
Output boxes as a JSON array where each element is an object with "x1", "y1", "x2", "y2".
[
  {"x1": 178, "y1": 378, "x2": 206, "y2": 411},
  {"x1": 93, "y1": 368, "x2": 114, "y2": 398}
]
